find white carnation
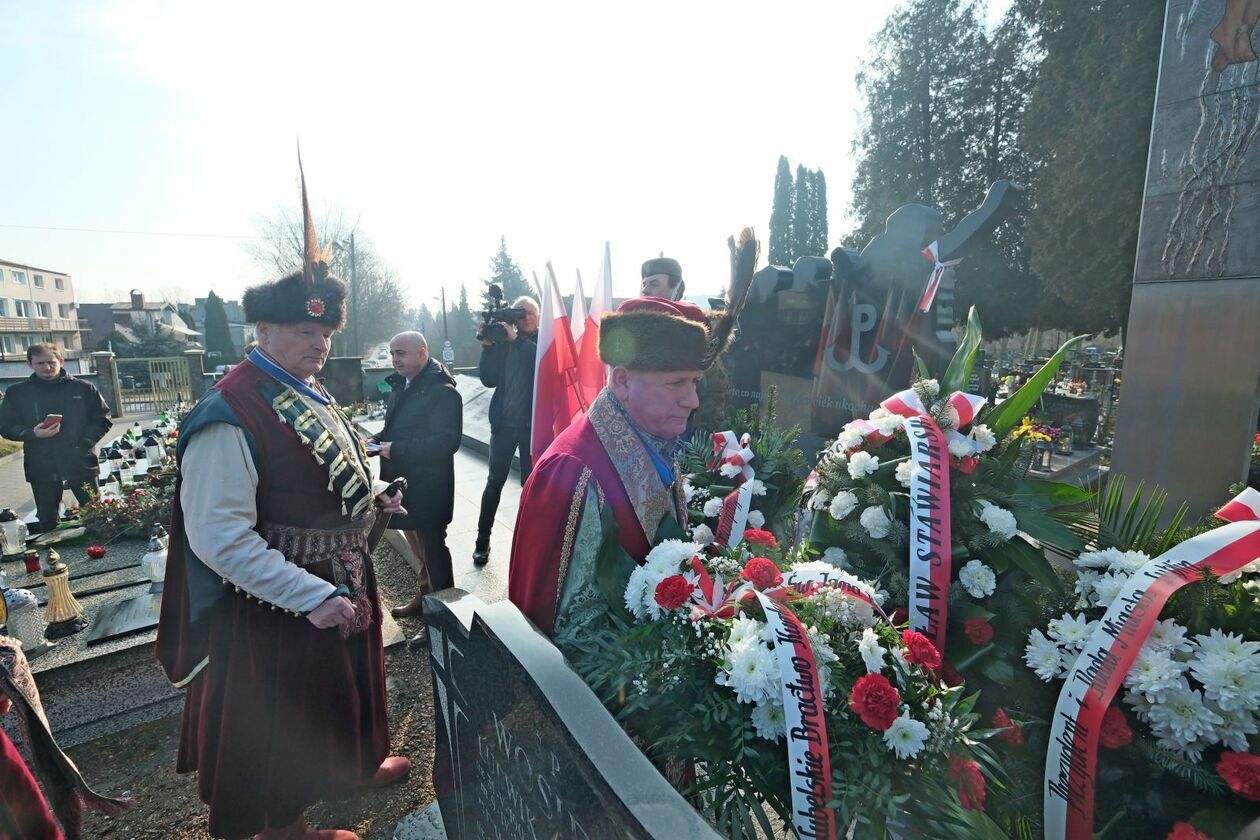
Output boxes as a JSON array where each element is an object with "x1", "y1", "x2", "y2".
[
  {"x1": 745, "y1": 510, "x2": 765, "y2": 529},
  {"x1": 859, "y1": 505, "x2": 892, "y2": 539},
  {"x1": 809, "y1": 490, "x2": 833, "y2": 511},
  {"x1": 750, "y1": 700, "x2": 786, "y2": 742},
  {"x1": 883, "y1": 710, "x2": 930, "y2": 759},
  {"x1": 719, "y1": 462, "x2": 742, "y2": 478},
  {"x1": 970, "y1": 424, "x2": 996, "y2": 453},
  {"x1": 947, "y1": 436, "x2": 974, "y2": 458},
  {"x1": 919, "y1": 379, "x2": 940, "y2": 399},
  {"x1": 822, "y1": 546, "x2": 848, "y2": 568},
  {"x1": 977, "y1": 501, "x2": 1017, "y2": 540},
  {"x1": 895, "y1": 460, "x2": 915, "y2": 488},
  {"x1": 1025, "y1": 629, "x2": 1064, "y2": 681},
  {"x1": 703, "y1": 497, "x2": 724, "y2": 518},
  {"x1": 869, "y1": 411, "x2": 905, "y2": 437},
  {"x1": 837, "y1": 425, "x2": 866, "y2": 450},
  {"x1": 691, "y1": 523, "x2": 715, "y2": 546},
  {"x1": 847, "y1": 451, "x2": 880, "y2": 479},
  {"x1": 829, "y1": 490, "x2": 859, "y2": 521},
  {"x1": 958, "y1": 560, "x2": 996, "y2": 599},
  {"x1": 747, "y1": 478, "x2": 767, "y2": 496},
  {"x1": 857, "y1": 626, "x2": 886, "y2": 673}
]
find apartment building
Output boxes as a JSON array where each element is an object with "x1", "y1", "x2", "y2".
[{"x1": 0, "y1": 259, "x2": 83, "y2": 359}]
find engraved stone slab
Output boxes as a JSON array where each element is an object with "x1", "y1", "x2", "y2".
[{"x1": 85, "y1": 592, "x2": 162, "y2": 646}]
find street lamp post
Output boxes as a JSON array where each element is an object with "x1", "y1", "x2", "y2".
[{"x1": 440, "y1": 287, "x2": 449, "y2": 343}]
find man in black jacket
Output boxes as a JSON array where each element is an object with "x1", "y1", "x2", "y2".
[
  {"x1": 372, "y1": 331, "x2": 463, "y2": 618},
  {"x1": 473, "y1": 296, "x2": 538, "y2": 565},
  {"x1": 0, "y1": 344, "x2": 113, "y2": 532}
]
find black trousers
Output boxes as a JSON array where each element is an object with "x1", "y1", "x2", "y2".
[
  {"x1": 477, "y1": 427, "x2": 532, "y2": 542},
  {"x1": 31, "y1": 476, "x2": 97, "y2": 532},
  {"x1": 409, "y1": 524, "x2": 455, "y2": 594}
]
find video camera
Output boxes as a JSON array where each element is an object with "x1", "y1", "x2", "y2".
[{"x1": 477, "y1": 283, "x2": 528, "y2": 343}]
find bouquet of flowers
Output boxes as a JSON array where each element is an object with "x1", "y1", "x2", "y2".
[
  {"x1": 561, "y1": 523, "x2": 1008, "y2": 838},
  {"x1": 79, "y1": 467, "x2": 176, "y2": 541}
]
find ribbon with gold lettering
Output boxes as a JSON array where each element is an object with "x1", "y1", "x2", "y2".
[{"x1": 1044, "y1": 488, "x2": 1260, "y2": 840}]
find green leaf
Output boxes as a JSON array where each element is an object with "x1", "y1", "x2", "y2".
[
  {"x1": 951, "y1": 642, "x2": 995, "y2": 671},
  {"x1": 653, "y1": 509, "x2": 688, "y2": 543},
  {"x1": 998, "y1": 536, "x2": 1063, "y2": 592},
  {"x1": 986, "y1": 333, "x2": 1090, "y2": 438},
  {"x1": 1010, "y1": 478, "x2": 1094, "y2": 509},
  {"x1": 941, "y1": 306, "x2": 983, "y2": 394},
  {"x1": 1189, "y1": 806, "x2": 1259, "y2": 840},
  {"x1": 913, "y1": 349, "x2": 930, "y2": 381},
  {"x1": 595, "y1": 505, "x2": 637, "y2": 623},
  {"x1": 1012, "y1": 505, "x2": 1086, "y2": 554},
  {"x1": 978, "y1": 655, "x2": 1016, "y2": 685}
]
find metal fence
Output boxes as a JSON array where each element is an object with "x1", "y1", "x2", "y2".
[{"x1": 113, "y1": 357, "x2": 191, "y2": 414}]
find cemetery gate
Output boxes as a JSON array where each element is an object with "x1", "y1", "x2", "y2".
[{"x1": 112, "y1": 356, "x2": 191, "y2": 414}]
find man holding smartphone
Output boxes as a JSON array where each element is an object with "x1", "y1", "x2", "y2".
[{"x1": 0, "y1": 344, "x2": 112, "y2": 533}]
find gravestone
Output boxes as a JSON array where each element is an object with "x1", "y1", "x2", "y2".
[
  {"x1": 425, "y1": 589, "x2": 720, "y2": 840},
  {"x1": 1111, "y1": 0, "x2": 1260, "y2": 516},
  {"x1": 732, "y1": 179, "x2": 1022, "y2": 442}
]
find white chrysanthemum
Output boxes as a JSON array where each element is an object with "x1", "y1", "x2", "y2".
[
  {"x1": 859, "y1": 505, "x2": 892, "y2": 539},
  {"x1": 1124, "y1": 648, "x2": 1189, "y2": 703},
  {"x1": 970, "y1": 424, "x2": 996, "y2": 453},
  {"x1": 624, "y1": 564, "x2": 650, "y2": 619},
  {"x1": 1074, "y1": 548, "x2": 1120, "y2": 570},
  {"x1": 789, "y1": 560, "x2": 835, "y2": 576},
  {"x1": 716, "y1": 637, "x2": 779, "y2": 705},
  {"x1": 719, "y1": 462, "x2": 742, "y2": 478},
  {"x1": 746, "y1": 510, "x2": 765, "y2": 529},
  {"x1": 829, "y1": 490, "x2": 859, "y2": 521},
  {"x1": 807, "y1": 626, "x2": 838, "y2": 692},
  {"x1": 947, "y1": 436, "x2": 974, "y2": 458},
  {"x1": 683, "y1": 479, "x2": 698, "y2": 503},
  {"x1": 977, "y1": 501, "x2": 1017, "y2": 540},
  {"x1": 958, "y1": 560, "x2": 997, "y2": 598},
  {"x1": 847, "y1": 451, "x2": 880, "y2": 479},
  {"x1": 883, "y1": 710, "x2": 930, "y2": 759},
  {"x1": 1209, "y1": 704, "x2": 1259, "y2": 751},
  {"x1": 750, "y1": 700, "x2": 786, "y2": 742},
  {"x1": 643, "y1": 540, "x2": 702, "y2": 577},
  {"x1": 1109, "y1": 550, "x2": 1151, "y2": 575},
  {"x1": 1220, "y1": 559, "x2": 1260, "y2": 584},
  {"x1": 1146, "y1": 619, "x2": 1193, "y2": 654},
  {"x1": 703, "y1": 497, "x2": 724, "y2": 518},
  {"x1": 1074, "y1": 570, "x2": 1101, "y2": 601},
  {"x1": 1124, "y1": 688, "x2": 1153, "y2": 722},
  {"x1": 691, "y1": 523, "x2": 715, "y2": 546},
  {"x1": 727, "y1": 615, "x2": 767, "y2": 648},
  {"x1": 895, "y1": 460, "x2": 915, "y2": 488},
  {"x1": 1194, "y1": 629, "x2": 1260, "y2": 662},
  {"x1": 1147, "y1": 686, "x2": 1223, "y2": 746},
  {"x1": 869, "y1": 411, "x2": 904, "y2": 437},
  {"x1": 837, "y1": 425, "x2": 866, "y2": 450},
  {"x1": 919, "y1": 379, "x2": 940, "y2": 399},
  {"x1": 857, "y1": 626, "x2": 886, "y2": 673},
  {"x1": 809, "y1": 490, "x2": 833, "y2": 511},
  {"x1": 747, "y1": 479, "x2": 767, "y2": 496},
  {"x1": 1047, "y1": 613, "x2": 1097, "y2": 649},
  {"x1": 1090, "y1": 573, "x2": 1128, "y2": 608},
  {"x1": 1025, "y1": 629, "x2": 1064, "y2": 681},
  {"x1": 1191, "y1": 648, "x2": 1260, "y2": 712},
  {"x1": 625, "y1": 539, "x2": 703, "y2": 620},
  {"x1": 822, "y1": 546, "x2": 848, "y2": 568}
]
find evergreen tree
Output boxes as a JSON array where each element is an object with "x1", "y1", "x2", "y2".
[
  {"x1": 792, "y1": 163, "x2": 815, "y2": 262},
  {"x1": 811, "y1": 169, "x2": 829, "y2": 257},
  {"x1": 448, "y1": 284, "x2": 480, "y2": 369},
  {"x1": 483, "y1": 236, "x2": 535, "y2": 307},
  {"x1": 1017, "y1": 0, "x2": 1162, "y2": 334},
  {"x1": 767, "y1": 155, "x2": 795, "y2": 267},
  {"x1": 203, "y1": 291, "x2": 237, "y2": 361}
]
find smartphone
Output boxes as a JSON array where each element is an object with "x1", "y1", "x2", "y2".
[
  {"x1": 365, "y1": 441, "x2": 381, "y2": 455},
  {"x1": 40, "y1": 414, "x2": 63, "y2": 427}
]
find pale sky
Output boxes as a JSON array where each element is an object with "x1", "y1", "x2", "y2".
[{"x1": 0, "y1": 0, "x2": 1011, "y2": 313}]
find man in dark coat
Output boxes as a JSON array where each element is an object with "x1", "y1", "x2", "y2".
[
  {"x1": 473, "y1": 296, "x2": 538, "y2": 565},
  {"x1": 0, "y1": 344, "x2": 112, "y2": 533},
  {"x1": 372, "y1": 331, "x2": 463, "y2": 618}
]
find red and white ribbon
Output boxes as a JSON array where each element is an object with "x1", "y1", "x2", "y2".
[
  {"x1": 880, "y1": 388, "x2": 987, "y2": 431},
  {"x1": 917, "y1": 241, "x2": 961, "y2": 313},
  {"x1": 710, "y1": 430, "x2": 756, "y2": 548},
  {"x1": 902, "y1": 416, "x2": 953, "y2": 652},
  {"x1": 1044, "y1": 489, "x2": 1260, "y2": 840},
  {"x1": 754, "y1": 588, "x2": 836, "y2": 840},
  {"x1": 688, "y1": 556, "x2": 754, "y2": 620}
]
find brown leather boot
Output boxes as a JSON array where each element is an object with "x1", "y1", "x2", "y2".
[
  {"x1": 389, "y1": 593, "x2": 425, "y2": 619},
  {"x1": 254, "y1": 814, "x2": 359, "y2": 840}
]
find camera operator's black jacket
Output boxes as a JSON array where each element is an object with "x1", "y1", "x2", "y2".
[
  {"x1": 0, "y1": 370, "x2": 113, "y2": 485},
  {"x1": 478, "y1": 332, "x2": 537, "y2": 432},
  {"x1": 378, "y1": 359, "x2": 462, "y2": 529}
]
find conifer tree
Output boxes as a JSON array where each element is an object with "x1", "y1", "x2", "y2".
[
  {"x1": 767, "y1": 155, "x2": 795, "y2": 267},
  {"x1": 203, "y1": 291, "x2": 237, "y2": 361}
]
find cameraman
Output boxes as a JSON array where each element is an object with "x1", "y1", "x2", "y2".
[{"x1": 474, "y1": 295, "x2": 539, "y2": 565}]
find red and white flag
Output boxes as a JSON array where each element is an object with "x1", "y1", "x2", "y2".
[
  {"x1": 574, "y1": 241, "x2": 612, "y2": 406},
  {"x1": 531, "y1": 263, "x2": 583, "y2": 459}
]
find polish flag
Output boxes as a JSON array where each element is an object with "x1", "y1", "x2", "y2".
[
  {"x1": 531, "y1": 263, "x2": 584, "y2": 459},
  {"x1": 574, "y1": 242, "x2": 612, "y2": 406}
]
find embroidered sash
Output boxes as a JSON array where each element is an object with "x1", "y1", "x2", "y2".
[{"x1": 268, "y1": 385, "x2": 373, "y2": 520}]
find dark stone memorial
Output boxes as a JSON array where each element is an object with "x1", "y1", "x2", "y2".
[
  {"x1": 1112, "y1": 0, "x2": 1260, "y2": 516},
  {"x1": 84, "y1": 592, "x2": 162, "y2": 646},
  {"x1": 731, "y1": 179, "x2": 1022, "y2": 445},
  {"x1": 425, "y1": 589, "x2": 720, "y2": 840}
]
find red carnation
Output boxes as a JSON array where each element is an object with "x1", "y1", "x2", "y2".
[
  {"x1": 740, "y1": 558, "x2": 783, "y2": 590},
  {"x1": 902, "y1": 629, "x2": 942, "y2": 670},
  {"x1": 963, "y1": 617, "x2": 994, "y2": 645},
  {"x1": 939, "y1": 662, "x2": 964, "y2": 687},
  {"x1": 1099, "y1": 705, "x2": 1132, "y2": 750},
  {"x1": 848, "y1": 673, "x2": 900, "y2": 731},
  {"x1": 742, "y1": 529, "x2": 778, "y2": 550},
  {"x1": 1217, "y1": 751, "x2": 1260, "y2": 802},
  {"x1": 991, "y1": 708, "x2": 1023, "y2": 746},
  {"x1": 1166, "y1": 822, "x2": 1212, "y2": 840},
  {"x1": 654, "y1": 575, "x2": 695, "y2": 610},
  {"x1": 948, "y1": 754, "x2": 986, "y2": 811},
  {"x1": 889, "y1": 607, "x2": 909, "y2": 626}
]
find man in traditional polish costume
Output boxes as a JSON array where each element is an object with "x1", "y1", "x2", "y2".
[
  {"x1": 508, "y1": 230, "x2": 758, "y2": 637},
  {"x1": 156, "y1": 170, "x2": 408, "y2": 840}
]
